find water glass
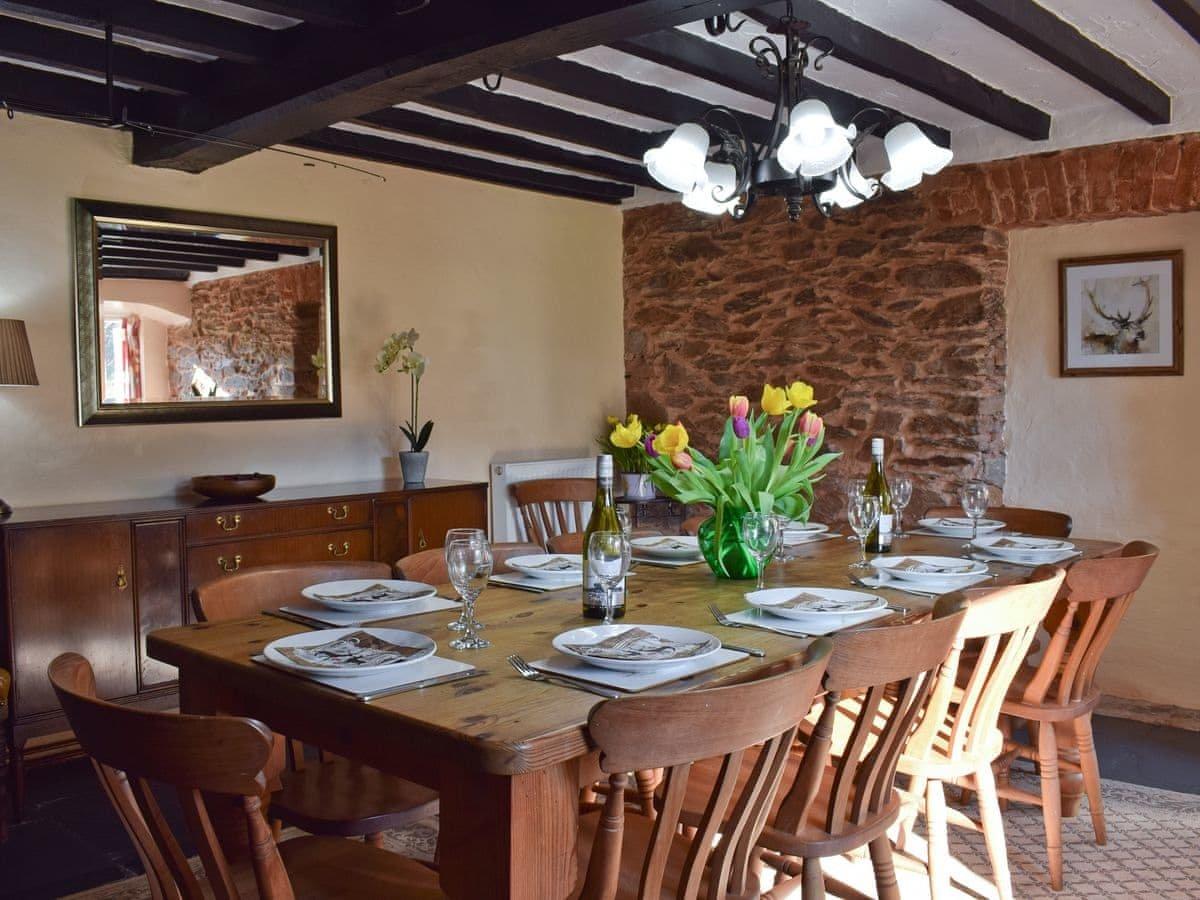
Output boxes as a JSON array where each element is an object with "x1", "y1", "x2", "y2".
[
  {"x1": 847, "y1": 496, "x2": 881, "y2": 570},
  {"x1": 741, "y1": 512, "x2": 782, "y2": 591},
  {"x1": 587, "y1": 530, "x2": 631, "y2": 626},
  {"x1": 892, "y1": 475, "x2": 913, "y2": 538},
  {"x1": 615, "y1": 506, "x2": 632, "y2": 535},
  {"x1": 444, "y1": 528, "x2": 486, "y2": 632},
  {"x1": 446, "y1": 538, "x2": 493, "y2": 650},
  {"x1": 960, "y1": 481, "x2": 990, "y2": 552}
]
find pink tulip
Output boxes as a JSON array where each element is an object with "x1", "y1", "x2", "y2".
[
  {"x1": 728, "y1": 394, "x2": 750, "y2": 419},
  {"x1": 732, "y1": 416, "x2": 751, "y2": 439},
  {"x1": 799, "y1": 412, "x2": 823, "y2": 446},
  {"x1": 672, "y1": 451, "x2": 693, "y2": 471}
]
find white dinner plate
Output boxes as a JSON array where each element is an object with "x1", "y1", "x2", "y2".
[
  {"x1": 917, "y1": 517, "x2": 1006, "y2": 537},
  {"x1": 786, "y1": 521, "x2": 829, "y2": 535},
  {"x1": 630, "y1": 535, "x2": 702, "y2": 560},
  {"x1": 263, "y1": 627, "x2": 436, "y2": 678},
  {"x1": 302, "y1": 579, "x2": 437, "y2": 614},
  {"x1": 971, "y1": 534, "x2": 1076, "y2": 561},
  {"x1": 870, "y1": 555, "x2": 989, "y2": 583},
  {"x1": 745, "y1": 587, "x2": 885, "y2": 621},
  {"x1": 553, "y1": 624, "x2": 721, "y2": 672},
  {"x1": 506, "y1": 554, "x2": 584, "y2": 581}
]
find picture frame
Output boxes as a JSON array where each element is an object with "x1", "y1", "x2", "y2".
[{"x1": 1059, "y1": 250, "x2": 1183, "y2": 377}]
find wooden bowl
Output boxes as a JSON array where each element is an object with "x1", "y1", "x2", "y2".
[{"x1": 191, "y1": 473, "x2": 276, "y2": 501}]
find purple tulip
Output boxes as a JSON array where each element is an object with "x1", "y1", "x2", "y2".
[
  {"x1": 732, "y1": 416, "x2": 751, "y2": 439},
  {"x1": 644, "y1": 434, "x2": 660, "y2": 457}
]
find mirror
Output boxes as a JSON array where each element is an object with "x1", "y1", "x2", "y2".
[{"x1": 73, "y1": 199, "x2": 340, "y2": 425}]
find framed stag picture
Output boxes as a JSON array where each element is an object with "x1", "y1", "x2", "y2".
[{"x1": 1060, "y1": 250, "x2": 1183, "y2": 377}]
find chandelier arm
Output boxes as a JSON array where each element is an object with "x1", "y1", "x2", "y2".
[
  {"x1": 700, "y1": 106, "x2": 755, "y2": 203},
  {"x1": 803, "y1": 36, "x2": 835, "y2": 72},
  {"x1": 749, "y1": 36, "x2": 791, "y2": 154},
  {"x1": 847, "y1": 106, "x2": 893, "y2": 140}
]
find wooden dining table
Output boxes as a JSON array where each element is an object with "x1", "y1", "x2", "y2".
[{"x1": 147, "y1": 530, "x2": 1118, "y2": 899}]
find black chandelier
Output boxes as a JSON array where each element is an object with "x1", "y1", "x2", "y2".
[{"x1": 643, "y1": 3, "x2": 952, "y2": 222}]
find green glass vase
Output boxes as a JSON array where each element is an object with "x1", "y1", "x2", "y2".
[{"x1": 696, "y1": 510, "x2": 759, "y2": 580}]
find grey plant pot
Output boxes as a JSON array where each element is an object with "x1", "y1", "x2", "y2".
[{"x1": 399, "y1": 450, "x2": 429, "y2": 486}]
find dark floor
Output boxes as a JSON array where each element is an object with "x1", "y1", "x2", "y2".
[{"x1": 0, "y1": 715, "x2": 1197, "y2": 899}]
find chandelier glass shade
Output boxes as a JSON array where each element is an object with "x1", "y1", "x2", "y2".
[{"x1": 643, "y1": 4, "x2": 952, "y2": 222}]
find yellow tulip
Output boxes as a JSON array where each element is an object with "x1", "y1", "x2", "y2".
[
  {"x1": 610, "y1": 414, "x2": 644, "y2": 449},
  {"x1": 761, "y1": 383, "x2": 790, "y2": 416},
  {"x1": 787, "y1": 381, "x2": 816, "y2": 411},
  {"x1": 653, "y1": 422, "x2": 690, "y2": 457}
]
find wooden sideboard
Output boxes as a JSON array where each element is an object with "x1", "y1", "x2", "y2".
[{"x1": 0, "y1": 478, "x2": 486, "y2": 815}]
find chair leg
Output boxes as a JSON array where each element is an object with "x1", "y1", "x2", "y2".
[
  {"x1": 801, "y1": 857, "x2": 826, "y2": 900},
  {"x1": 1037, "y1": 721, "x2": 1064, "y2": 890},
  {"x1": 896, "y1": 770, "x2": 928, "y2": 852},
  {"x1": 975, "y1": 763, "x2": 1015, "y2": 900},
  {"x1": 869, "y1": 835, "x2": 901, "y2": 900},
  {"x1": 1073, "y1": 714, "x2": 1107, "y2": 846},
  {"x1": 925, "y1": 778, "x2": 951, "y2": 900},
  {"x1": 365, "y1": 832, "x2": 385, "y2": 848},
  {"x1": 633, "y1": 768, "x2": 659, "y2": 818}
]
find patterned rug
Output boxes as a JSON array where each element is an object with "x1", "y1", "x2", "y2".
[{"x1": 65, "y1": 776, "x2": 1200, "y2": 899}]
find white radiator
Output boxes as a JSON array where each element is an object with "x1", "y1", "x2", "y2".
[{"x1": 489, "y1": 456, "x2": 594, "y2": 542}]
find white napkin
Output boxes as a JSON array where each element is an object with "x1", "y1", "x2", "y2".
[
  {"x1": 530, "y1": 648, "x2": 746, "y2": 693},
  {"x1": 251, "y1": 654, "x2": 476, "y2": 701},
  {"x1": 279, "y1": 595, "x2": 460, "y2": 627},
  {"x1": 727, "y1": 607, "x2": 891, "y2": 636}
]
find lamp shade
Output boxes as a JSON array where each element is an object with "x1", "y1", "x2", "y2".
[
  {"x1": 818, "y1": 160, "x2": 879, "y2": 210},
  {"x1": 0, "y1": 319, "x2": 37, "y2": 386},
  {"x1": 777, "y1": 100, "x2": 853, "y2": 177},
  {"x1": 881, "y1": 122, "x2": 953, "y2": 191},
  {"x1": 644, "y1": 122, "x2": 711, "y2": 193},
  {"x1": 682, "y1": 162, "x2": 739, "y2": 215}
]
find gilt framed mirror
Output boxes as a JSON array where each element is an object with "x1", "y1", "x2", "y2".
[{"x1": 73, "y1": 199, "x2": 340, "y2": 425}]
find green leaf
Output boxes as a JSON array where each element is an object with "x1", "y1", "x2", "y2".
[{"x1": 414, "y1": 420, "x2": 434, "y2": 451}]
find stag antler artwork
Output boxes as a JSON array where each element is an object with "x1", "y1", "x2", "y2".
[{"x1": 1082, "y1": 276, "x2": 1156, "y2": 355}]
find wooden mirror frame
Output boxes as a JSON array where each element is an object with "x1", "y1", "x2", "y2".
[{"x1": 73, "y1": 199, "x2": 341, "y2": 426}]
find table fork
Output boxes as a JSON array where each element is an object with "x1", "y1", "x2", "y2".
[
  {"x1": 708, "y1": 603, "x2": 809, "y2": 638},
  {"x1": 506, "y1": 654, "x2": 620, "y2": 699}
]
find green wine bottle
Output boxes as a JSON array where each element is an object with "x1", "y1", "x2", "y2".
[
  {"x1": 582, "y1": 454, "x2": 626, "y2": 620},
  {"x1": 865, "y1": 437, "x2": 895, "y2": 553}
]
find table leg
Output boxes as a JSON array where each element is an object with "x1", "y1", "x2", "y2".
[
  {"x1": 1054, "y1": 721, "x2": 1083, "y2": 817},
  {"x1": 437, "y1": 758, "x2": 579, "y2": 900}
]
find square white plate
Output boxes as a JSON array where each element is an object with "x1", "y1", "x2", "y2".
[{"x1": 529, "y1": 647, "x2": 746, "y2": 693}]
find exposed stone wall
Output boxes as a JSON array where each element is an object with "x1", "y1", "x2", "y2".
[
  {"x1": 167, "y1": 261, "x2": 324, "y2": 400},
  {"x1": 624, "y1": 133, "x2": 1200, "y2": 519}
]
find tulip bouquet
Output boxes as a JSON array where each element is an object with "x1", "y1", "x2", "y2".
[
  {"x1": 640, "y1": 381, "x2": 839, "y2": 578},
  {"x1": 599, "y1": 413, "x2": 655, "y2": 473}
]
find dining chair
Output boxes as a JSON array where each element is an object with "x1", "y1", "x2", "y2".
[
  {"x1": 49, "y1": 653, "x2": 443, "y2": 899},
  {"x1": 993, "y1": 542, "x2": 1158, "y2": 890},
  {"x1": 395, "y1": 541, "x2": 543, "y2": 583},
  {"x1": 923, "y1": 504, "x2": 1073, "y2": 537},
  {"x1": 512, "y1": 477, "x2": 595, "y2": 549},
  {"x1": 191, "y1": 562, "x2": 438, "y2": 846},
  {"x1": 681, "y1": 515, "x2": 707, "y2": 536},
  {"x1": 896, "y1": 567, "x2": 1064, "y2": 900},
  {"x1": 0, "y1": 666, "x2": 9, "y2": 843},
  {"x1": 573, "y1": 640, "x2": 831, "y2": 899}
]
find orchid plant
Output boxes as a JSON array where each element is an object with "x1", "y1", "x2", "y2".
[{"x1": 376, "y1": 329, "x2": 433, "y2": 452}]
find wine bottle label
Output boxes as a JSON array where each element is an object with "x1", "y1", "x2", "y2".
[
  {"x1": 583, "y1": 575, "x2": 626, "y2": 612},
  {"x1": 878, "y1": 514, "x2": 894, "y2": 537}
]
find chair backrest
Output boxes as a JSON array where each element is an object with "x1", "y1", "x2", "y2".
[
  {"x1": 192, "y1": 561, "x2": 393, "y2": 622},
  {"x1": 773, "y1": 601, "x2": 967, "y2": 838},
  {"x1": 580, "y1": 641, "x2": 831, "y2": 900},
  {"x1": 1021, "y1": 542, "x2": 1159, "y2": 707},
  {"x1": 923, "y1": 504, "x2": 1072, "y2": 537},
  {"x1": 50, "y1": 653, "x2": 290, "y2": 900},
  {"x1": 396, "y1": 542, "x2": 543, "y2": 583},
  {"x1": 512, "y1": 478, "x2": 595, "y2": 548},
  {"x1": 910, "y1": 567, "x2": 1065, "y2": 765}
]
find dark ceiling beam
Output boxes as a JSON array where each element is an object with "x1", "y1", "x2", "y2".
[
  {"x1": 940, "y1": 0, "x2": 1170, "y2": 124},
  {"x1": 98, "y1": 236, "x2": 281, "y2": 261},
  {"x1": 290, "y1": 128, "x2": 635, "y2": 204},
  {"x1": 100, "y1": 266, "x2": 190, "y2": 281},
  {"x1": 100, "y1": 249, "x2": 247, "y2": 268},
  {"x1": 748, "y1": 1, "x2": 1052, "y2": 140},
  {"x1": 0, "y1": 61, "x2": 140, "y2": 119},
  {"x1": 216, "y1": 0, "x2": 382, "y2": 28},
  {"x1": 0, "y1": 0, "x2": 281, "y2": 63},
  {"x1": 97, "y1": 228, "x2": 309, "y2": 256},
  {"x1": 0, "y1": 17, "x2": 203, "y2": 95},
  {"x1": 1151, "y1": 1, "x2": 1200, "y2": 46},
  {"x1": 131, "y1": 0, "x2": 774, "y2": 172},
  {"x1": 355, "y1": 107, "x2": 657, "y2": 187},
  {"x1": 613, "y1": 29, "x2": 952, "y2": 147},
  {"x1": 512, "y1": 56, "x2": 778, "y2": 144},
  {"x1": 101, "y1": 257, "x2": 218, "y2": 272}
]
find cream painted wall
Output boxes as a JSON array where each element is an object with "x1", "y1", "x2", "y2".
[
  {"x1": 1006, "y1": 213, "x2": 1199, "y2": 708},
  {"x1": 0, "y1": 116, "x2": 625, "y2": 506}
]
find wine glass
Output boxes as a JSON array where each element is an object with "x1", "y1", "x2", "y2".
[
  {"x1": 446, "y1": 538, "x2": 493, "y2": 650},
  {"x1": 615, "y1": 505, "x2": 632, "y2": 535},
  {"x1": 847, "y1": 478, "x2": 867, "y2": 501},
  {"x1": 444, "y1": 528, "x2": 486, "y2": 632},
  {"x1": 960, "y1": 481, "x2": 990, "y2": 554},
  {"x1": 741, "y1": 512, "x2": 781, "y2": 591},
  {"x1": 847, "y1": 496, "x2": 881, "y2": 570},
  {"x1": 891, "y1": 475, "x2": 913, "y2": 539},
  {"x1": 587, "y1": 530, "x2": 631, "y2": 626}
]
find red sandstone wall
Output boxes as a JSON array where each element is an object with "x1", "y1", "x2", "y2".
[{"x1": 623, "y1": 133, "x2": 1200, "y2": 519}]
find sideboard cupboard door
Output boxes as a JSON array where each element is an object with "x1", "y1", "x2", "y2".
[
  {"x1": 7, "y1": 522, "x2": 136, "y2": 718},
  {"x1": 134, "y1": 521, "x2": 185, "y2": 690},
  {"x1": 407, "y1": 488, "x2": 487, "y2": 555}
]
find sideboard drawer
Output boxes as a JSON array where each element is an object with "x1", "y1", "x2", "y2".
[
  {"x1": 187, "y1": 528, "x2": 374, "y2": 588},
  {"x1": 186, "y1": 500, "x2": 371, "y2": 544}
]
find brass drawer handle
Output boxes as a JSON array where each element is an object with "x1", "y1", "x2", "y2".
[
  {"x1": 218, "y1": 555, "x2": 242, "y2": 573},
  {"x1": 328, "y1": 504, "x2": 349, "y2": 521},
  {"x1": 328, "y1": 541, "x2": 351, "y2": 558},
  {"x1": 417, "y1": 528, "x2": 427, "y2": 550},
  {"x1": 116, "y1": 565, "x2": 128, "y2": 590},
  {"x1": 216, "y1": 514, "x2": 241, "y2": 532}
]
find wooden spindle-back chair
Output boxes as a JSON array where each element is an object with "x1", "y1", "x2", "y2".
[
  {"x1": 396, "y1": 542, "x2": 543, "y2": 584},
  {"x1": 923, "y1": 504, "x2": 1073, "y2": 537},
  {"x1": 191, "y1": 562, "x2": 438, "y2": 845},
  {"x1": 512, "y1": 478, "x2": 595, "y2": 549},
  {"x1": 897, "y1": 566, "x2": 1064, "y2": 900},
  {"x1": 575, "y1": 642, "x2": 831, "y2": 899},
  {"x1": 995, "y1": 542, "x2": 1158, "y2": 889},
  {"x1": 49, "y1": 653, "x2": 442, "y2": 899}
]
